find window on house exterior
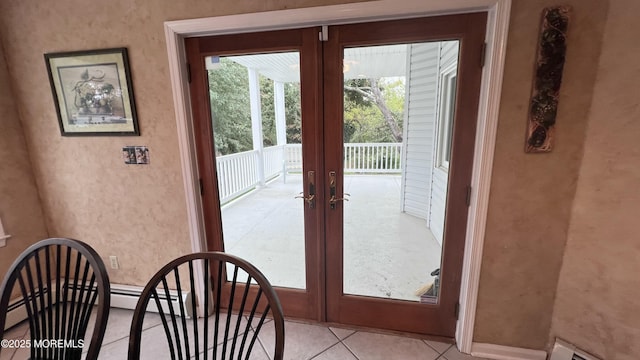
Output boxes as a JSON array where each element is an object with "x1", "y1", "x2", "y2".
[{"x1": 436, "y1": 65, "x2": 457, "y2": 171}]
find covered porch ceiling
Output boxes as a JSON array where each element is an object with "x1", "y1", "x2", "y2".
[{"x1": 220, "y1": 44, "x2": 409, "y2": 83}]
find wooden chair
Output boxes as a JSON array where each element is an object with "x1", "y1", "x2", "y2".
[
  {"x1": 128, "y1": 252, "x2": 284, "y2": 360},
  {"x1": 0, "y1": 237, "x2": 111, "y2": 360}
]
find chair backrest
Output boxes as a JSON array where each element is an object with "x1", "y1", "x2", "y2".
[
  {"x1": 128, "y1": 252, "x2": 285, "y2": 360},
  {"x1": 0, "y1": 237, "x2": 110, "y2": 360}
]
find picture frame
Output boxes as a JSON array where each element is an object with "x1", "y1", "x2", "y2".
[{"x1": 44, "y1": 48, "x2": 139, "y2": 136}]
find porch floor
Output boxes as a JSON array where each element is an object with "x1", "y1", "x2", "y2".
[{"x1": 221, "y1": 174, "x2": 442, "y2": 302}]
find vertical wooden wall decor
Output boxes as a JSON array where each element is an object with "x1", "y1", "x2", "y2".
[{"x1": 526, "y1": 6, "x2": 571, "y2": 153}]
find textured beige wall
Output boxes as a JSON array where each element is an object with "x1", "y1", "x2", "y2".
[
  {"x1": 0, "y1": 0, "x2": 365, "y2": 286},
  {"x1": 473, "y1": 0, "x2": 609, "y2": 349},
  {"x1": 0, "y1": 40, "x2": 49, "y2": 279},
  {"x1": 550, "y1": 0, "x2": 640, "y2": 359},
  {"x1": 2, "y1": 0, "x2": 633, "y2": 352}
]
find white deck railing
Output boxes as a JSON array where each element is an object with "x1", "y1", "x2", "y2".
[
  {"x1": 263, "y1": 145, "x2": 285, "y2": 179},
  {"x1": 343, "y1": 143, "x2": 402, "y2": 173},
  {"x1": 216, "y1": 149, "x2": 259, "y2": 204},
  {"x1": 216, "y1": 143, "x2": 402, "y2": 204}
]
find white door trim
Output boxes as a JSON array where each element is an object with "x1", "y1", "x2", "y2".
[{"x1": 164, "y1": 0, "x2": 511, "y2": 351}]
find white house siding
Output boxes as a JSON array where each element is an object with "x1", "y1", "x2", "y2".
[
  {"x1": 428, "y1": 41, "x2": 459, "y2": 245},
  {"x1": 400, "y1": 42, "x2": 440, "y2": 220}
]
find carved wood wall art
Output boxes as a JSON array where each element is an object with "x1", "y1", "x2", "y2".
[{"x1": 525, "y1": 6, "x2": 571, "y2": 153}]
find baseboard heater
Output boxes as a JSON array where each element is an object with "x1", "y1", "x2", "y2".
[
  {"x1": 4, "y1": 283, "x2": 192, "y2": 331},
  {"x1": 549, "y1": 339, "x2": 601, "y2": 360},
  {"x1": 110, "y1": 284, "x2": 193, "y2": 319},
  {"x1": 4, "y1": 287, "x2": 55, "y2": 330},
  {"x1": 4, "y1": 284, "x2": 89, "y2": 330}
]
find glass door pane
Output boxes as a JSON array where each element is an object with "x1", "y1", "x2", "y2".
[
  {"x1": 206, "y1": 52, "x2": 306, "y2": 290},
  {"x1": 342, "y1": 41, "x2": 459, "y2": 302}
]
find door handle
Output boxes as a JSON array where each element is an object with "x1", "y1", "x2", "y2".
[
  {"x1": 328, "y1": 171, "x2": 350, "y2": 209},
  {"x1": 295, "y1": 171, "x2": 316, "y2": 208}
]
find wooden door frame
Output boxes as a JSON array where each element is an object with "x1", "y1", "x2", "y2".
[
  {"x1": 185, "y1": 28, "x2": 325, "y2": 321},
  {"x1": 323, "y1": 13, "x2": 486, "y2": 338},
  {"x1": 164, "y1": 0, "x2": 511, "y2": 352}
]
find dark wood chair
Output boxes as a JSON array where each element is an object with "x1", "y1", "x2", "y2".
[
  {"x1": 128, "y1": 252, "x2": 285, "y2": 360},
  {"x1": 0, "y1": 237, "x2": 111, "y2": 360}
]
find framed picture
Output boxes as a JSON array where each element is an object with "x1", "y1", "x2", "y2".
[{"x1": 44, "y1": 48, "x2": 139, "y2": 136}]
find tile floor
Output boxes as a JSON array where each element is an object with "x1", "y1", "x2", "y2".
[{"x1": 1, "y1": 308, "x2": 487, "y2": 360}]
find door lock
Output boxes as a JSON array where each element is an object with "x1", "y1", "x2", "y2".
[
  {"x1": 328, "y1": 171, "x2": 350, "y2": 209},
  {"x1": 295, "y1": 171, "x2": 316, "y2": 208}
]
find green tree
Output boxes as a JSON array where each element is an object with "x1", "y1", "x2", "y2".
[
  {"x1": 344, "y1": 77, "x2": 405, "y2": 143},
  {"x1": 284, "y1": 83, "x2": 302, "y2": 144},
  {"x1": 208, "y1": 59, "x2": 252, "y2": 155},
  {"x1": 260, "y1": 75, "x2": 277, "y2": 147},
  {"x1": 210, "y1": 60, "x2": 302, "y2": 153},
  {"x1": 209, "y1": 58, "x2": 401, "y2": 153},
  {"x1": 259, "y1": 78, "x2": 302, "y2": 145}
]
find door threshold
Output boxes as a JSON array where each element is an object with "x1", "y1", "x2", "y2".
[{"x1": 284, "y1": 316, "x2": 455, "y2": 343}]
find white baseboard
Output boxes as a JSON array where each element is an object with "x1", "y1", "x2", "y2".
[
  {"x1": 111, "y1": 283, "x2": 193, "y2": 318},
  {"x1": 471, "y1": 342, "x2": 547, "y2": 360}
]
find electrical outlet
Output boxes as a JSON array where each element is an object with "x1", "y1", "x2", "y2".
[{"x1": 109, "y1": 256, "x2": 119, "y2": 269}]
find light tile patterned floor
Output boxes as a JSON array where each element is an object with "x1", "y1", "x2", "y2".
[{"x1": 1, "y1": 308, "x2": 487, "y2": 360}]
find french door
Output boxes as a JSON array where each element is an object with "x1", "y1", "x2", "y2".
[{"x1": 186, "y1": 12, "x2": 486, "y2": 337}]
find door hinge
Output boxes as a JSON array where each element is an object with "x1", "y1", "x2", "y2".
[
  {"x1": 455, "y1": 301, "x2": 460, "y2": 320},
  {"x1": 480, "y1": 42, "x2": 487, "y2": 68},
  {"x1": 465, "y1": 185, "x2": 472, "y2": 207},
  {"x1": 187, "y1": 63, "x2": 192, "y2": 83},
  {"x1": 319, "y1": 25, "x2": 329, "y2": 42},
  {"x1": 199, "y1": 178, "x2": 204, "y2": 195}
]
